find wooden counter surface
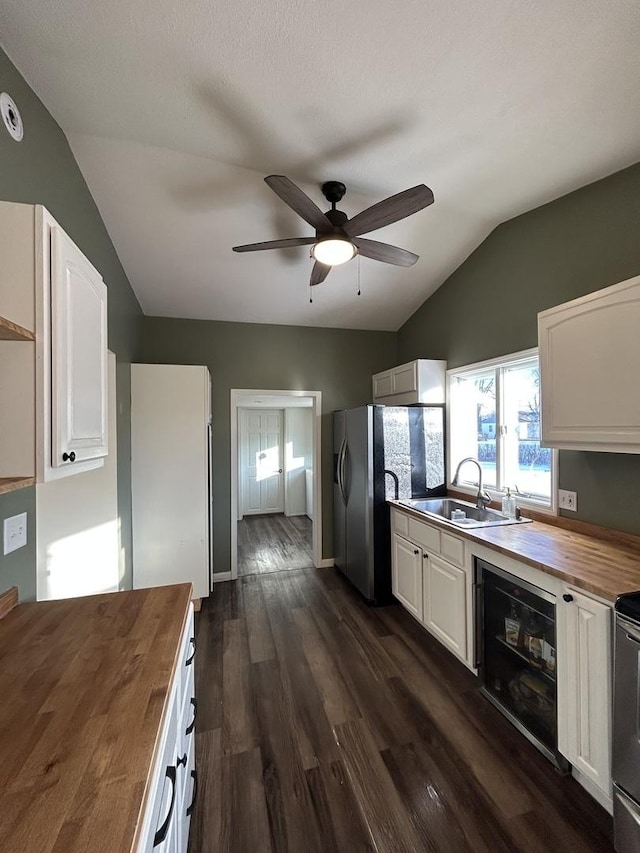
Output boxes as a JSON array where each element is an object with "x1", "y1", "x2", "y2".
[
  {"x1": 389, "y1": 501, "x2": 640, "y2": 601},
  {"x1": 0, "y1": 583, "x2": 192, "y2": 853}
]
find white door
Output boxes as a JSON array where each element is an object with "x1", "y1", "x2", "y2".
[
  {"x1": 391, "y1": 533, "x2": 423, "y2": 621},
  {"x1": 50, "y1": 224, "x2": 108, "y2": 467},
  {"x1": 240, "y1": 409, "x2": 284, "y2": 515},
  {"x1": 557, "y1": 587, "x2": 612, "y2": 795},
  {"x1": 424, "y1": 554, "x2": 467, "y2": 659}
]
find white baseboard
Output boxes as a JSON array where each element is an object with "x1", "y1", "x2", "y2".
[
  {"x1": 212, "y1": 571, "x2": 233, "y2": 583},
  {"x1": 572, "y1": 766, "x2": 613, "y2": 814},
  {"x1": 318, "y1": 558, "x2": 335, "y2": 568}
]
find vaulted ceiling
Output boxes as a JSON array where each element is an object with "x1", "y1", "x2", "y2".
[{"x1": 2, "y1": 0, "x2": 640, "y2": 329}]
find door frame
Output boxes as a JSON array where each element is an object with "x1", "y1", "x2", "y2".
[{"x1": 230, "y1": 389, "x2": 324, "y2": 580}]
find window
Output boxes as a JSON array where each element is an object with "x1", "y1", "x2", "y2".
[{"x1": 448, "y1": 349, "x2": 556, "y2": 510}]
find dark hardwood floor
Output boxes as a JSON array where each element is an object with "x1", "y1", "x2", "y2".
[
  {"x1": 188, "y1": 567, "x2": 614, "y2": 853},
  {"x1": 237, "y1": 514, "x2": 313, "y2": 575}
]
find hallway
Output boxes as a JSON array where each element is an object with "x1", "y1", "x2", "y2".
[{"x1": 237, "y1": 514, "x2": 314, "y2": 575}]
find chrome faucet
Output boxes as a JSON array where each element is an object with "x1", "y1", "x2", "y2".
[
  {"x1": 452, "y1": 457, "x2": 492, "y2": 510},
  {"x1": 384, "y1": 469, "x2": 400, "y2": 501}
]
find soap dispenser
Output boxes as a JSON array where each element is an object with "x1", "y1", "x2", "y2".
[{"x1": 502, "y1": 488, "x2": 516, "y2": 518}]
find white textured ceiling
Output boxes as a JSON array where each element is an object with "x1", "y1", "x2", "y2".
[{"x1": 1, "y1": 0, "x2": 640, "y2": 330}]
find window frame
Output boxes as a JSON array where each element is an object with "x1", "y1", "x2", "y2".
[{"x1": 446, "y1": 347, "x2": 558, "y2": 514}]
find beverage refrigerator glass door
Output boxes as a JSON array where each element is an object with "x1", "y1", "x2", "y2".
[
  {"x1": 475, "y1": 558, "x2": 568, "y2": 771},
  {"x1": 613, "y1": 593, "x2": 640, "y2": 852}
]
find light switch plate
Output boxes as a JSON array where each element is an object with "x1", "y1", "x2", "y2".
[
  {"x1": 3, "y1": 512, "x2": 27, "y2": 554},
  {"x1": 558, "y1": 489, "x2": 578, "y2": 512}
]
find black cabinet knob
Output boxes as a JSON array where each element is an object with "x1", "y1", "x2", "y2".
[
  {"x1": 62, "y1": 451, "x2": 76, "y2": 462},
  {"x1": 423, "y1": 553, "x2": 428, "y2": 559},
  {"x1": 413, "y1": 549, "x2": 419, "y2": 555},
  {"x1": 563, "y1": 593, "x2": 574, "y2": 603}
]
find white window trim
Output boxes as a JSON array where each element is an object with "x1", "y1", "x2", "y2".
[{"x1": 446, "y1": 348, "x2": 558, "y2": 515}]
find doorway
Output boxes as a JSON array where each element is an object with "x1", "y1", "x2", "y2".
[{"x1": 230, "y1": 389, "x2": 322, "y2": 579}]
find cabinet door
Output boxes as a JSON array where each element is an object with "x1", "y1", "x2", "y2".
[
  {"x1": 538, "y1": 274, "x2": 640, "y2": 452},
  {"x1": 558, "y1": 588, "x2": 611, "y2": 795},
  {"x1": 424, "y1": 554, "x2": 467, "y2": 659},
  {"x1": 373, "y1": 370, "x2": 393, "y2": 399},
  {"x1": 50, "y1": 225, "x2": 108, "y2": 466},
  {"x1": 392, "y1": 361, "x2": 418, "y2": 395},
  {"x1": 392, "y1": 533, "x2": 423, "y2": 621}
]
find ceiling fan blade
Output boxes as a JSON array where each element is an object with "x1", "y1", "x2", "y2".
[
  {"x1": 353, "y1": 238, "x2": 419, "y2": 267},
  {"x1": 343, "y1": 184, "x2": 434, "y2": 238},
  {"x1": 310, "y1": 261, "x2": 331, "y2": 286},
  {"x1": 233, "y1": 237, "x2": 316, "y2": 253},
  {"x1": 265, "y1": 175, "x2": 333, "y2": 232}
]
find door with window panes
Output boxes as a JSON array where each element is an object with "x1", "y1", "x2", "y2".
[{"x1": 448, "y1": 351, "x2": 553, "y2": 509}]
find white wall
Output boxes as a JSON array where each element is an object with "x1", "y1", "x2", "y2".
[
  {"x1": 285, "y1": 407, "x2": 312, "y2": 517},
  {"x1": 36, "y1": 352, "x2": 120, "y2": 600}
]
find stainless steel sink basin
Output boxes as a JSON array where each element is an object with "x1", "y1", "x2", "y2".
[{"x1": 398, "y1": 497, "x2": 532, "y2": 528}]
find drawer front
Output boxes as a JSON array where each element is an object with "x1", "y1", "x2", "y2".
[
  {"x1": 138, "y1": 692, "x2": 179, "y2": 852},
  {"x1": 392, "y1": 362, "x2": 418, "y2": 395},
  {"x1": 440, "y1": 532, "x2": 465, "y2": 568},
  {"x1": 392, "y1": 508, "x2": 409, "y2": 537},
  {"x1": 178, "y1": 606, "x2": 196, "y2": 708},
  {"x1": 407, "y1": 517, "x2": 440, "y2": 553},
  {"x1": 179, "y1": 741, "x2": 197, "y2": 853}
]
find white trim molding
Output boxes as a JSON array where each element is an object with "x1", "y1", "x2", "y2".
[{"x1": 212, "y1": 571, "x2": 233, "y2": 583}]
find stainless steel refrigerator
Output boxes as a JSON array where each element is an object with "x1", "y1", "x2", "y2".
[{"x1": 333, "y1": 404, "x2": 445, "y2": 603}]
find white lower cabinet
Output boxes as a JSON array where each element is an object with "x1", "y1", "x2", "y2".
[
  {"x1": 391, "y1": 509, "x2": 470, "y2": 665},
  {"x1": 392, "y1": 533, "x2": 423, "y2": 621},
  {"x1": 557, "y1": 586, "x2": 612, "y2": 797},
  {"x1": 424, "y1": 554, "x2": 467, "y2": 659},
  {"x1": 137, "y1": 606, "x2": 197, "y2": 852}
]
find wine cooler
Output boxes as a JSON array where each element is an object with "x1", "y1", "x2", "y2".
[{"x1": 475, "y1": 558, "x2": 569, "y2": 771}]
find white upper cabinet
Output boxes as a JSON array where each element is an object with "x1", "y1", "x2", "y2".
[
  {"x1": 0, "y1": 202, "x2": 108, "y2": 482},
  {"x1": 538, "y1": 275, "x2": 640, "y2": 453},
  {"x1": 372, "y1": 359, "x2": 446, "y2": 405},
  {"x1": 50, "y1": 225, "x2": 108, "y2": 467}
]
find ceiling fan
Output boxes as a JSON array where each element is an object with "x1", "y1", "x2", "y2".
[{"x1": 232, "y1": 175, "x2": 434, "y2": 287}]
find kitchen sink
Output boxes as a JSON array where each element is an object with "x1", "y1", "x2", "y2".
[{"x1": 398, "y1": 497, "x2": 532, "y2": 528}]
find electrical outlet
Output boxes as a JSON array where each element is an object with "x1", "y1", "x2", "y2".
[
  {"x1": 3, "y1": 512, "x2": 27, "y2": 554},
  {"x1": 558, "y1": 489, "x2": 578, "y2": 512}
]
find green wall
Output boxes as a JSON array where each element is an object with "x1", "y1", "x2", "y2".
[
  {"x1": 141, "y1": 317, "x2": 397, "y2": 573},
  {"x1": 0, "y1": 47, "x2": 143, "y2": 599},
  {"x1": 399, "y1": 161, "x2": 640, "y2": 535}
]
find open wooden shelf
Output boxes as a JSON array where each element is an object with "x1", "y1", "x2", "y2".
[
  {"x1": 0, "y1": 316, "x2": 35, "y2": 342},
  {"x1": 0, "y1": 477, "x2": 35, "y2": 496}
]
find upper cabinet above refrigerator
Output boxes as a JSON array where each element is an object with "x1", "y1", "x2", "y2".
[
  {"x1": 372, "y1": 359, "x2": 446, "y2": 406},
  {"x1": 538, "y1": 274, "x2": 640, "y2": 453}
]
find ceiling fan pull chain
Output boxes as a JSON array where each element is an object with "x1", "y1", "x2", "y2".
[
  {"x1": 309, "y1": 283, "x2": 313, "y2": 304},
  {"x1": 357, "y1": 254, "x2": 361, "y2": 296}
]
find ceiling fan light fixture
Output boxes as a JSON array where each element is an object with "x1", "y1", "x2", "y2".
[{"x1": 312, "y1": 237, "x2": 356, "y2": 266}]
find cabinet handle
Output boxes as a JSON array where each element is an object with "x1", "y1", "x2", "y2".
[
  {"x1": 186, "y1": 769, "x2": 198, "y2": 817},
  {"x1": 562, "y1": 593, "x2": 574, "y2": 603},
  {"x1": 62, "y1": 451, "x2": 76, "y2": 462},
  {"x1": 153, "y1": 765, "x2": 176, "y2": 847},
  {"x1": 423, "y1": 553, "x2": 428, "y2": 559},
  {"x1": 185, "y1": 636, "x2": 196, "y2": 666},
  {"x1": 414, "y1": 549, "x2": 419, "y2": 555},
  {"x1": 177, "y1": 753, "x2": 187, "y2": 769},
  {"x1": 186, "y1": 697, "x2": 197, "y2": 736}
]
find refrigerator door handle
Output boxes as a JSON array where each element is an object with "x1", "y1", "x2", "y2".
[{"x1": 338, "y1": 439, "x2": 348, "y2": 505}]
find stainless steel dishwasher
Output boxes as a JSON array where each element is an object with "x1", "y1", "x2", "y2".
[{"x1": 613, "y1": 592, "x2": 640, "y2": 851}]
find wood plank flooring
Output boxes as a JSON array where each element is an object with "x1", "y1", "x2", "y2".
[
  {"x1": 188, "y1": 567, "x2": 614, "y2": 853},
  {"x1": 237, "y1": 514, "x2": 313, "y2": 575}
]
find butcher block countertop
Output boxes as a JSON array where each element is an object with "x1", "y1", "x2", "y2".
[
  {"x1": 390, "y1": 501, "x2": 640, "y2": 601},
  {"x1": 0, "y1": 583, "x2": 192, "y2": 853}
]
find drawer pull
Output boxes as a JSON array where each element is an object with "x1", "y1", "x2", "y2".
[
  {"x1": 153, "y1": 765, "x2": 176, "y2": 847},
  {"x1": 562, "y1": 593, "x2": 574, "y2": 603},
  {"x1": 185, "y1": 636, "x2": 196, "y2": 666},
  {"x1": 186, "y1": 769, "x2": 198, "y2": 817},
  {"x1": 177, "y1": 752, "x2": 187, "y2": 769},
  {"x1": 186, "y1": 697, "x2": 197, "y2": 736}
]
